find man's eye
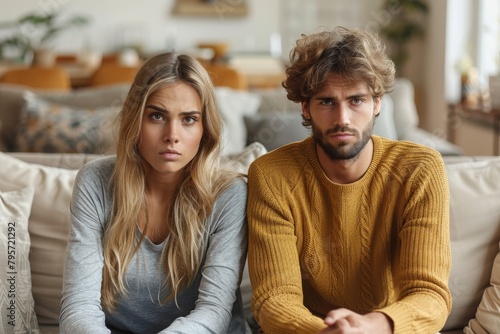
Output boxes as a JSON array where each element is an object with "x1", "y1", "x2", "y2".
[
  {"x1": 321, "y1": 100, "x2": 334, "y2": 106},
  {"x1": 352, "y1": 98, "x2": 363, "y2": 105}
]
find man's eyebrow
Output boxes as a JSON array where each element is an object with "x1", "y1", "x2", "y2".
[{"x1": 314, "y1": 93, "x2": 369, "y2": 101}]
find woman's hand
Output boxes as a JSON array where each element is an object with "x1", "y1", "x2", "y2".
[{"x1": 318, "y1": 308, "x2": 393, "y2": 334}]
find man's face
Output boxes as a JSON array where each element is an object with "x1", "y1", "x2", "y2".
[{"x1": 302, "y1": 74, "x2": 381, "y2": 160}]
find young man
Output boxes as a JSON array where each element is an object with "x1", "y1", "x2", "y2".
[{"x1": 246, "y1": 26, "x2": 452, "y2": 334}]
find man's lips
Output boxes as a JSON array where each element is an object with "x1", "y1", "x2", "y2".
[{"x1": 328, "y1": 132, "x2": 354, "y2": 140}]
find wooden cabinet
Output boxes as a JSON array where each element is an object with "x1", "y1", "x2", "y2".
[{"x1": 448, "y1": 104, "x2": 500, "y2": 156}]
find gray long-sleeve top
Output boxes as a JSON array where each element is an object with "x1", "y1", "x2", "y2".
[{"x1": 60, "y1": 156, "x2": 248, "y2": 334}]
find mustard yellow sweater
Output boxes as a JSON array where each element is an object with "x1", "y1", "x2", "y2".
[{"x1": 247, "y1": 136, "x2": 452, "y2": 334}]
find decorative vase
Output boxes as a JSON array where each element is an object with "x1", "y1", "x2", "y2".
[
  {"x1": 489, "y1": 75, "x2": 500, "y2": 108},
  {"x1": 32, "y1": 49, "x2": 56, "y2": 67}
]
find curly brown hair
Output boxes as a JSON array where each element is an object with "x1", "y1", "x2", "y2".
[{"x1": 283, "y1": 26, "x2": 396, "y2": 107}]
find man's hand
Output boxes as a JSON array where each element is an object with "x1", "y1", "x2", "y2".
[{"x1": 318, "y1": 308, "x2": 393, "y2": 334}]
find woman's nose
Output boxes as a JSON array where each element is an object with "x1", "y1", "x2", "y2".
[{"x1": 163, "y1": 122, "x2": 179, "y2": 143}]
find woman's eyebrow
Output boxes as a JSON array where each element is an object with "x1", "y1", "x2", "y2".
[
  {"x1": 145, "y1": 105, "x2": 201, "y2": 116},
  {"x1": 145, "y1": 105, "x2": 167, "y2": 113}
]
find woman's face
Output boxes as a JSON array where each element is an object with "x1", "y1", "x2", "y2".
[{"x1": 138, "y1": 82, "x2": 203, "y2": 179}]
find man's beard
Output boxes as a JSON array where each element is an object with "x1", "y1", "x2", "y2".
[{"x1": 311, "y1": 115, "x2": 375, "y2": 160}]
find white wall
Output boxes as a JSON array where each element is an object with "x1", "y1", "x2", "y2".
[
  {"x1": 0, "y1": 0, "x2": 412, "y2": 58},
  {"x1": 0, "y1": 0, "x2": 282, "y2": 55},
  {"x1": 1, "y1": 0, "x2": 446, "y2": 135}
]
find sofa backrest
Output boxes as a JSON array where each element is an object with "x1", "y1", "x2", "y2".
[{"x1": 442, "y1": 156, "x2": 500, "y2": 331}]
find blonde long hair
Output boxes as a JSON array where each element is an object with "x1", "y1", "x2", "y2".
[{"x1": 101, "y1": 52, "x2": 239, "y2": 311}]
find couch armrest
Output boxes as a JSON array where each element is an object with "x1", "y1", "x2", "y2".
[{"x1": 399, "y1": 128, "x2": 464, "y2": 156}]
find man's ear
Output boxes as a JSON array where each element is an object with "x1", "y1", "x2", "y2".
[
  {"x1": 373, "y1": 96, "x2": 382, "y2": 116},
  {"x1": 302, "y1": 101, "x2": 310, "y2": 118}
]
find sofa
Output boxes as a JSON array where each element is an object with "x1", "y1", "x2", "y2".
[
  {"x1": 0, "y1": 78, "x2": 462, "y2": 157},
  {"x1": 1, "y1": 81, "x2": 498, "y2": 334}
]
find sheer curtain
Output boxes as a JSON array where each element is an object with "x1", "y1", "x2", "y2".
[{"x1": 477, "y1": 0, "x2": 500, "y2": 85}]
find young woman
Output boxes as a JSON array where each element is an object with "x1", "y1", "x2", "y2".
[{"x1": 60, "y1": 52, "x2": 248, "y2": 333}]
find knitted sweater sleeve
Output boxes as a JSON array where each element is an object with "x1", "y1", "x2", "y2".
[
  {"x1": 247, "y1": 161, "x2": 326, "y2": 334},
  {"x1": 377, "y1": 152, "x2": 452, "y2": 333}
]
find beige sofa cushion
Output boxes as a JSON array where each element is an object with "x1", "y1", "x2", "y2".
[
  {"x1": 442, "y1": 157, "x2": 500, "y2": 331},
  {"x1": 0, "y1": 152, "x2": 78, "y2": 326},
  {"x1": 0, "y1": 186, "x2": 39, "y2": 333}
]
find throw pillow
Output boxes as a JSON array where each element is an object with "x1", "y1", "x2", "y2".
[
  {"x1": 215, "y1": 87, "x2": 261, "y2": 155},
  {"x1": 16, "y1": 92, "x2": 119, "y2": 154},
  {"x1": 0, "y1": 152, "x2": 78, "y2": 326},
  {"x1": 441, "y1": 157, "x2": 500, "y2": 331},
  {"x1": 224, "y1": 141, "x2": 268, "y2": 174},
  {"x1": 0, "y1": 84, "x2": 130, "y2": 151},
  {"x1": 0, "y1": 186, "x2": 40, "y2": 333},
  {"x1": 464, "y1": 242, "x2": 500, "y2": 333},
  {"x1": 244, "y1": 112, "x2": 310, "y2": 151}
]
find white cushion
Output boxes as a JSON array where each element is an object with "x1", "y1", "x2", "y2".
[
  {"x1": 0, "y1": 186, "x2": 39, "y2": 333},
  {"x1": 442, "y1": 157, "x2": 500, "y2": 331},
  {"x1": 464, "y1": 242, "x2": 500, "y2": 333},
  {"x1": 215, "y1": 87, "x2": 261, "y2": 155},
  {"x1": 0, "y1": 152, "x2": 77, "y2": 326},
  {"x1": 224, "y1": 141, "x2": 268, "y2": 174},
  {"x1": 388, "y1": 77, "x2": 420, "y2": 137}
]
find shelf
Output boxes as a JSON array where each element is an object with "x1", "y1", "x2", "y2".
[{"x1": 172, "y1": 0, "x2": 248, "y2": 17}]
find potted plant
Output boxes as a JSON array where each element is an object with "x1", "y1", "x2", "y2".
[
  {"x1": 377, "y1": 0, "x2": 429, "y2": 72},
  {"x1": 0, "y1": 11, "x2": 89, "y2": 66}
]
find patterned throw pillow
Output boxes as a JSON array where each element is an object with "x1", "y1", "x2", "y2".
[
  {"x1": 0, "y1": 186, "x2": 40, "y2": 333},
  {"x1": 16, "y1": 92, "x2": 119, "y2": 154}
]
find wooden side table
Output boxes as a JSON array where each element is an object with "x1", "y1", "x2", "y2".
[{"x1": 448, "y1": 104, "x2": 500, "y2": 156}]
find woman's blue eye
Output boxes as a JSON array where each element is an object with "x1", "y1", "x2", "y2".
[
  {"x1": 151, "y1": 113, "x2": 164, "y2": 121},
  {"x1": 184, "y1": 116, "x2": 198, "y2": 124}
]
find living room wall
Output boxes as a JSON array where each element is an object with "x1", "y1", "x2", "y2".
[
  {"x1": 0, "y1": 0, "x2": 282, "y2": 54},
  {"x1": 0, "y1": 0, "x2": 453, "y2": 147},
  {"x1": 0, "y1": 0, "x2": 394, "y2": 56}
]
